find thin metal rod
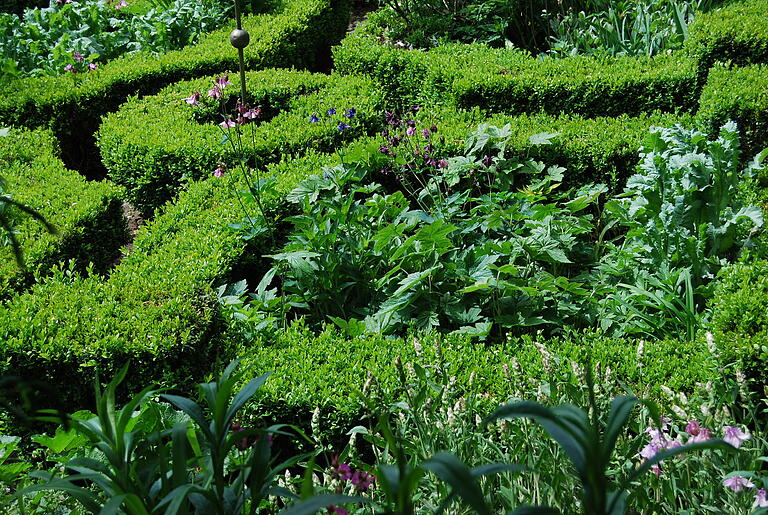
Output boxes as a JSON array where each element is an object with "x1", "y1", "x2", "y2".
[{"x1": 234, "y1": 0, "x2": 247, "y2": 104}]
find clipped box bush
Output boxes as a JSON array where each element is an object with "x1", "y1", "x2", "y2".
[
  {"x1": 0, "y1": 147, "x2": 335, "y2": 410},
  {"x1": 685, "y1": 0, "x2": 768, "y2": 74},
  {"x1": 333, "y1": 25, "x2": 699, "y2": 116},
  {"x1": 0, "y1": 0, "x2": 352, "y2": 147},
  {"x1": 237, "y1": 323, "x2": 719, "y2": 436},
  {"x1": 97, "y1": 70, "x2": 384, "y2": 215},
  {"x1": 0, "y1": 127, "x2": 126, "y2": 299},
  {"x1": 696, "y1": 64, "x2": 768, "y2": 158}
]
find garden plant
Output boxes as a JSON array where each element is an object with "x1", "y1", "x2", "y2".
[{"x1": 0, "y1": 0, "x2": 767, "y2": 512}]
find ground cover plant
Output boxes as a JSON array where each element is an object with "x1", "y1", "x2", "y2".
[{"x1": 1, "y1": 0, "x2": 768, "y2": 512}]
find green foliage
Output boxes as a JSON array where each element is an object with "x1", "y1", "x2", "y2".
[
  {"x1": 97, "y1": 70, "x2": 383, "y2": 215},
  {"x1": 685, "y1": 0, "x2": 768, "y2": 72},
  {"x1": 697, "y1": 64, "x2": 768, "y2": 158},
  {"x1": 333, "y1": 28, "x2": 699, "y2": 116},
  {"x1": 0, "y1": 127, "x2": 126, "y2": 298},
  {"x1": 0, "y1": 0, "x2": 352, "y2": 147},
  {"x1": 0, "y1": 0, "x2": 230, "y2": 78}
]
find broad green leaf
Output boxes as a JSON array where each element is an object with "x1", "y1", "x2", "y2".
[{"x1": 421, "y1": 452, "x2": 491, "y2": 515}]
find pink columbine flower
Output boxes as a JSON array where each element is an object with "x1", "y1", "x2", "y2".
[
  {"x1": 184, "y1": 92, "x2": 200, "y2": 106},
  {"x1": 754, "y1": 488, "x2": 768, "y2": 508},
  {"x1": 215, "y1": 74, "x2": 232, "y2": 88},
  {"x1": 438, "y1": 159, "x2": 449, "y2": 168},
  {"x1": 208, "y1": 87, "x2": 222, "y2": 99},
  {"x1": 88, "y1": 62, "x2": 98, "y2": 71},
  {"x1": 685, "y1": 421, "x2": 701, "y2": 436},
  {"x1": 723, "y1": 476, "x2": 755, "y2": 492},
  {"x1": 243, "y1": 107, "x2": 261, "y2": 120},
  {"x1": 72, "y1": 51, "x2": 84, "y2": 62},
  {"x1": 219, "y1": 119, "x2": 236, "y2": 129},
  {"x1": 115, "y1": 0, "x2": 128, "y2": 8},
  {"x1": 64, "y1": 64, "x2": 75, "y2": 73},
  {"x1": 723, "y1": 426, "x2": 750, "y2": 448},
  {"x1": 213, "y1": 166, "x2": 225, "y2": 177}
]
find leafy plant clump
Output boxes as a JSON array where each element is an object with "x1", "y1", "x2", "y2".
[
  {"x1": 224, "y1": 118, "x2": 763, "y2": 341},
  {"x1": 0, "y1": 0, "x2": 230, "y2": 78}
]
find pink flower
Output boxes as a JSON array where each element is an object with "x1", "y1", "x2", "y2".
[
  {"x1": 215, "y1": 74, "x2": 232, "y2": 88},
  {"x1": 72, "y1": 51, "x2": 84, "y2": 62},
  {"x1": 243, "y1": 107, "x2": 261, "y2": 120},
  {"x1": 689, "y1": 427, "x2": 712, "y2": 443},
  {"x1": 723, "y1": 426, "x2": 750, "y2": 448},
  {"x1": 438, "y1": 159, "x2": 449, "y2": 168},
  {"x1": 64, "y1": 64, "x2": 75, "y2": 73},
  {"x1": 723, "y1": 476, "x2": 755, "y2": 492},
  {"x1": 213, "y1": 166, "x2": 225, "y2": 177},
  {"x1": 208, "y1": 87, "x2": 222, "y2": 99},
  {"x1": 640, "y1": 441, "x2": 662, "y2": 460},
  {"x1": 651, "y1": 464, "x2": 662, "y2": 476},
  {"x1": 685, "y1": 421, "x2": 701, "y2": 436},
  {"x1": 183, "y1": 92, "x2": 200, "y2": 106},
  {"x1": 88, "y1": 62, "x2": 98, "y2": 71},
  {"x1": 337, "y1": 462, "x2": 352, "y2": 480},
  {"x1": 115, "y1": 0, "x2": 128, "y2": 8},
  {"x1": 406, "y1": 126, "x2": 415, "y2": 136},
  {"x1": 754, "y1": 488, "x2": 768, "y2": 508},
  {"x1": 665, "y1": 439, "x2": 682, "y2": 450},
  {"x1": 327, "y1": 507, "x2": 347, "y2": 515},
  {"x1": 219, "y1": 119, "x2": 236, "y2": 129}
]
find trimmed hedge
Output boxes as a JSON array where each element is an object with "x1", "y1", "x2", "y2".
[
  {"x1": 0, "y1": 146, "x2": 336, "y2": 410},
  {"x1": 238, "y1": 323, "x2": 719, "y2": 435},
  {"x1": 696, "y1": 64, "x2": 768, "y2": 158},
  {"x1": 97, "y1": 70, "x2": 384, "y2": 215},
  {"x1": 0, "y1": 0, "x2": 351, "y2": 143},
  {"x1": 685, "y1": 0, "x2": 768, "y2": 74},
  {"x1": 333, "y1": 27, "x2": 700, "y2": 116},
  {"x1": 0, "y1": 128, "x2": 126, "y2": 299}
]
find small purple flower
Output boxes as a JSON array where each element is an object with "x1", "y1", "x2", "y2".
[
  {"x1": 685, "y1": 421, "x2": 701, "y2": 436},
  {"x1": 243, "y1": 107, "x2": 261, "y2": 120},
  {"x1": 351, "y1": 470, "x2": 375, "y2": 492},
  {"x1": 421, "y1": 128, "x2": 431, "y2": 139},
  {"x1": 345, "y1": 108, "x2": 356, "y2": 119},
  {"x1": 220, "y1": 119, "x2": 236, "y2": 129},
  {"x1": 337, "y1": 122, "x2": 350, "y2": 131},
  {"x1": 723, "y1": 476, "x2": 755, "y2": 492},
  {"x1": 754, "y1": 488, "x2": 768, "y2": 508},
  {"x1": 215, "y1": 74, "x2": 232, "y2": 88},
  {"x1": 438, "y1": 159, "x2": 449, "y2": 168},
  {"x1": 384, "y1": 112, "x2": 397, "y2": 126},
  {"x1": 378, "y1": 145, "x2": 390, "y2": 155},
  {"x1": 183, "y1": 92, "x2": 200, "y2": 106},
  {"x1": 88, "y1": 62, "x2": 98, "y2": 71},
  {"x1": 406, "y1": 127, "x2": 415, "y2": 136},
  {"x1": 213, "y1": 165, "x2": 226, "y2": 177},
  {"x1": 430, "y1": 124, "x2": 438, "y2": 133},
  {"x1": 115, "y1": 0, "x2": 127, "y2": 8},
  {"x1": 640, "y1": 441, "x2": 662, "y2": 460},
  {"x1": 328, "y1": 507, "x2": 348, "y2": 515},
  {"x1": 665, "y1": 439, "x2": 682, "y2": 450},
  {"x1": 327, "y1": 108, "x2": 336, "y2": 116},
  {"x1": 309, "y1": 114, "x2": 319, "y2": 123},
  {"x1": 73, "y1": 51, "x2": 84, "y2": 62},
  {"x1": 64, "y1": 64, "x2": 75, "y2": 73},
  {"x1": 651, "y1": 464, "x2": 662, "y2": 476},
  {"x1": 410, "y1": 105, "x2": 420, "y2": 113},
  {"x1": 723, "y1": 426, "x2": 750, "y2": 448},
  {"x1": 337, "y1": 463, "x2": 352, "y2": 480},
  {"x1": 208, "y1": 87, "x2": 222, "y2": 99}
]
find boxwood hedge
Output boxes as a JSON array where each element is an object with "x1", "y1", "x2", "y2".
[
  {"x1": 97, "y1": 70, "x2": 384, "y2": 215},
  {"x1": 333, "y1": 25, "x2": 699, "y2": 116},
  {"x1": 0, "y1": 127, "x2": 126, "y2": 299},
  {"x1": 0, "y1": 0, "x2": 352, "y2": 151},
  {"x1": 697, "y1": 64, "x2": 768, "y2": 158}
]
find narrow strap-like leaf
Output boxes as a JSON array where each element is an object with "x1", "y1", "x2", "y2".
[{"x1": 420, "y1": 452, "x2": 491, "y2": 515}]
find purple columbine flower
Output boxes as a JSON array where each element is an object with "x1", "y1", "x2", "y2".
[
  {"x1": 723, "y1": 476, "x2": 755, "y2": 492},
  {"x1": 220, "y1": 119, "x2": 236, "y2": 129},
  {"x1": 208, "y1": 87, "x2": 222, "y2": 99},
  {"x1": 88, "y1": 62, "x2": 98, "y2": 71},
  {"x1": 345, "y1": 108, "x2": 356, "y2": 119},
  {"x1": 378, "y1": 145, "x2": 390, "y2": 155},
  {"x1": 215, "y1": 74, "x2": 232, "y2": 88},
  {"x1": 327, "y1": 108, "x2": 336, "y2": 116},
  {"x1": 73, "y1": 51, "x2": 84, "y2": 62},
  {"x1": 351, "y1": 470, "x2": 375, "y2": 492},
  {"x1": 685, "y1": 421, "x2": 701, "y2": 436},
  {"x1": 421, "y1": 128, "x2": 430, "y2": 139},
  {"x1": 115, "y1": 0, "x2": 127, "y2": 8},
  {"x1": 213, "y1": 165, "x2": 226, "y2": 177},
  {"x1": 406, "y1": 126, "x2": 415, "y2": 136},
  {"x1": 337, "y1": 122, "x2": 350, "y2": 131},
  {"x1": 482, "y1": 154, "x2": 495, "y2": 167},
  {"x1": 438, "y1": 159, "x2": 449, "y2": 168},
  {"x1": 309, "y1": 114, "x2": 319, "y2": 123},
  {"x1": 689, "y1": 427, "x2": 712, "y2": 443},
  {"x1": 184, "y1": 92, "x2": 200, "y2": 106},
  {"x1": 64, "y1": 64, "x2": 75, "y2": 73},
  {"x1": 723, "y1": 426, "x2": 750, "y2": 448},
  {"x1": 243, "y1": 107, "x2": 261, "y2": 120},
  {"x1": 755, "y1": 488, "x2": 768, "y2": 508},
  {"x1": 384, "y1": 112, "x2": 397, "y2": 126}
]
